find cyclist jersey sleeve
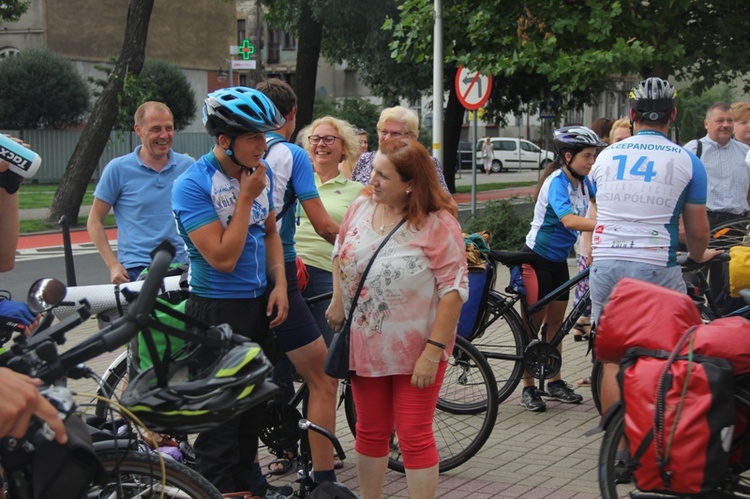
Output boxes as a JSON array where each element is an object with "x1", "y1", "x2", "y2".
[
  {"x1": 548, "y1": 174, "x2": 575, "y2": 219},
  {"x1": 684, "y1": 151, "x2": 707, "y2": 205}
]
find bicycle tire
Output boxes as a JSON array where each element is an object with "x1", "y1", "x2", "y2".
[
  {"x1": 598, "y1": 405, "x2": 635, "y2": 499},
  {"x1": 469, "y1": 291, "x2": 525, "y2": 404},
  {"x1": 93, "y1": 450, "x2": 222, "y2": 498},
  {"x1": 710, "y1": 217, "x2": 750, "y2": 249},
  {"x1": 590, "y1": 359, "x2": 604, "y2": 415},
  {"x1": 95, "y1": 350, "x2": 129, "y2": 419},
  {"x1": 343, "y1": 336, "x2": 498, "y2": 473}
]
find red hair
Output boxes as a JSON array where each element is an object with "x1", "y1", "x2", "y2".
[{"x1": 363, "y1": 137, "x2": 455, "y2": 229}]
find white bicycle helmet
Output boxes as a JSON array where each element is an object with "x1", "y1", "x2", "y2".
[{"x1": 629, "y1": 77, "x2": 677, "y2": 122}]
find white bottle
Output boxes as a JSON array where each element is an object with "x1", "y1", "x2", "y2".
[{"x1": 0, "y1": 134, "x2": 42, "y2": 178}]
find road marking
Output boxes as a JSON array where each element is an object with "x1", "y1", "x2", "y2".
[{"x1": 15, "y1": 242, "x2": 117, "y2": 262}]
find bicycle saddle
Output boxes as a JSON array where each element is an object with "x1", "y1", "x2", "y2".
[{"x1": 487, "y1": 250, "x2": 540, "y2": 266}]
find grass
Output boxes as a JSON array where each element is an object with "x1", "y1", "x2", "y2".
[
  {"x1": 20, "y1": 214, "x2": 115, "y2": 234},
  {"x1": 454, "y1": 180, "x2": 536, "y2": 193},
  {"x1": 18, "y1": 183, "x2": 96, "y2": 210}
]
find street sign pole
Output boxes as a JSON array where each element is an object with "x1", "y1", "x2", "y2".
[
  {"x1": 472, "y1": 111, "x2": 478, "y2": 215},
  {"x1": 455, "y1": 66, "x2": 492, "y2": 216}
]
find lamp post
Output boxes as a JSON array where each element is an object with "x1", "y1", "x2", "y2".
[{"x1": 218, "y1": 59, "x2": 233, "y2": 87}]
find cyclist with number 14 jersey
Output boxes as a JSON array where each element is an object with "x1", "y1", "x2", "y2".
[{"x1": 589, "y1": 77, "x2": 722, "y2": 421}]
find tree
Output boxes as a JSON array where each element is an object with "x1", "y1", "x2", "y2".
[
  {"x1": 0, "y1": 48, "x2": 90, "y2": 129},
  {"x1": 0, "y1": 0, "x2": 29, "y2": 24},
  {"x1": 47, "y1": 0, "x2": 154, "y2": 224},
  {"x1": 674, "y1": 84, "x2": 736, "y2": 144},
  {"x1": 100, "y1": 58, "x2": 196, "y2": 132}
]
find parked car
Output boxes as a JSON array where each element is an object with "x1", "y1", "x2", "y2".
[{"x1": 457, "y1": 138, "x2": 554, "y2": 173}]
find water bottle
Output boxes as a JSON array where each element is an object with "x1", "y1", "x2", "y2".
[{"x1": 0, "y1": 134, "x2": 42, "y2": 178}]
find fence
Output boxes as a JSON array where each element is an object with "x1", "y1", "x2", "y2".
[{"x1": 1, "y1": 130, "x2": 214, "y2": 183}]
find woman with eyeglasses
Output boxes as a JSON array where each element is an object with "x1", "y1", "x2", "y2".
[
  {"x1": 297, "y1": 117, "x2": 364, "y2": 346},
  {"x1": 350, "y1": 106, "x2": 450, "y2": 192}
]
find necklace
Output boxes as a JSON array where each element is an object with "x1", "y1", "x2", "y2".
[{"x1": 378, "y1": 204, "x2": 399, "y2": 235}]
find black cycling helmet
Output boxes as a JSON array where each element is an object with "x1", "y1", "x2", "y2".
[
  {"x1": 120, "y1": 328, "x2": 278, "y2": 434},
  {"x1": 203, "y1": 86, "x2": 285, "y2": 137},
  {"x1": 553, "y1": 126, "x2": 606, "y2": 154},
  {"x1": 629, "y1": 77, "x2": 677, "y2": 121}
]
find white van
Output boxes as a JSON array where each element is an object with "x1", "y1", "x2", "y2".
[{"x1": 476, "y1": 138, "x2": 555, "y2": 173}]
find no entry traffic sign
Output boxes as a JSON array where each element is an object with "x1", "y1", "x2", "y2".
[{"x1": 455, "y1": 66, "x2": 492, "y2": 110}]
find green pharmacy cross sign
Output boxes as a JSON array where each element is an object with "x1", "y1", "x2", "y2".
[{"x1": 238, "y1": 39, "x2": 255, "y2": 60}]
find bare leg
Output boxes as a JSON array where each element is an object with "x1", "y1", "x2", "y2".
[
  {"x1": 356, "y1": 454, "x2": 389, "y2": 499},
  {"x1": 287, "y1": 336, "x2": 338, "y2": 473},
  {"x1": 405, "y1": 464, "x2": 439, "y2": 499}
]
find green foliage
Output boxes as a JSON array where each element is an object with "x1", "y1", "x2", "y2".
[
  {"x1": 0, "y1": 48, "x2": 90, "y2": 129},
  {"x1": 674, "y1": 84, "x2": 736, "y2": 144},
  {"x1": 112, "y1": 59, "x2": 196, "y2": 131},
  {"x1": 462, "y1": 199, "x2": 531, "y2": 251},
  {"x1": 312, "y1": 96, "x2": 381, "y2": 147},
  {"x1": 0, "y1": 0, "x2": 29, "y2": 24}
]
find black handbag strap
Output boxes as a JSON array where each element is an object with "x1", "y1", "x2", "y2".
[{"x1": 344, "y1": 218, "x2": 406, "y2": 328}]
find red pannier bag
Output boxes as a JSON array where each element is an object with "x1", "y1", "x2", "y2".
[
  {"x1": 620, "y1": 327, "x2": 736, "y2": 495},
  {"x1": 690, "y1": 317, "x2": 750, "y2": 375},
  {"x1": 596, "y1": 278, "x2": 702, "y2": 363}
]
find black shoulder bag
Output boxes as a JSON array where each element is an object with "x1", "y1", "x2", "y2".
[{"x1": 324, "y1": 218, "x2": 406, "y2": 379}]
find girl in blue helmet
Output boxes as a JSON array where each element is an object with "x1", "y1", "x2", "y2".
[{"x1": 518, "y1": 126, "x2": 605, "y2": 412}]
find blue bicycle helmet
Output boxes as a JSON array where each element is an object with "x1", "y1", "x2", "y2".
[
  {"x1": 553, "y1": 126, "x2": 606, "y2": 154},
  {"x1": 629, "y1": 77, "x2": 677, "y2": 122},
  {"x1": 203, "y1": 86, "x2": 285, "y2": 137}
]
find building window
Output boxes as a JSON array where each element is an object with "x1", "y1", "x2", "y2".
[
  {"x1": 283, "y1": 31, "x2": 296, "y2": 50},
  {"x1": 0, "y1": 47, "x2": 20, "y2": 59},
  {"x1": 237, "y1": 20, "x2": 246, "y2": 45}
]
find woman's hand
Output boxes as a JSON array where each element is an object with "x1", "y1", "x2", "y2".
[
  {"x1": 267, "y1": 284, "x2": 288, "y2": 329},
  {"x1": 325, "y1": 297, "x2": 345, "y2": 333},
  {"x1": 411, "y1": 353, "x2": 440, "y2": 389}
]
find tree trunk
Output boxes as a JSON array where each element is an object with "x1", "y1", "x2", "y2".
[
  {"x1": 443, "y1": 66, "x2": 464, "y2": 194},
  {"x1": 291, "y1": 0, "x2": 323, "y2": 142},
  {"x1": 46, "y1": 0, "x2": 154, "y2": 224}
]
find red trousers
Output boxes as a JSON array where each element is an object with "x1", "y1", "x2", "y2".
[{"x1": 350, "y1": 362, "x2": 447, "y2": 470}]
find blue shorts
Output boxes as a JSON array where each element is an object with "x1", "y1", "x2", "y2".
[
  {"x1": 590, "y1": 259, "x2": 685, "y2": 324},
  {"x1": 274, "y1": 260, "x2": 322, "y2": 352}
]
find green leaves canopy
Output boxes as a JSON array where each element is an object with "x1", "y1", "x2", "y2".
[{"x1": 0, "y1": 48, "x2": 90, "y2": 129}]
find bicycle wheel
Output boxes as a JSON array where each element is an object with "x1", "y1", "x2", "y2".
[
  {"x1": 93, "y1": 450, "x2": 222, "y2": 498},
  {"x1": 598, "y1": 406, "x2": 637, "y2": 499},
  {"x1": 469, "y1": 291, "x2": 525, "y2": 404},
  {"x1": 710, "y1": 217, "x2": 750, "y2": 249},
  {"x1": 95, "y1": 350, "x2": 129, "y2": 418},
  {"x1": 343, "y1": 336, "x2": 498, "y2": 473},
  {"x1": 590, "y1": 359, "x2": 604, "y2": 415}
]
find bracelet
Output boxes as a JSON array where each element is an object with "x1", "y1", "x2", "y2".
[
  {"x1": 426, "y1": 339, "x2": 446, "y2": 350},
  {"x1": 421, "y1": 352, "x2": 441, "y2": 364}
]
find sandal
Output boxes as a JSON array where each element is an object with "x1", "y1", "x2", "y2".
[
  {"x1": 334, "y1": 453, "x2": 344, "y2": 470},
  {"x1": 573, "y1": 323, "x2": 591, "y2": 342},
  {"x1": 267, "y1": 450, "x2": 298, "y2": 476},
  {"x1": 577, "y1": 376, "x2": 592, "y2": 387}
]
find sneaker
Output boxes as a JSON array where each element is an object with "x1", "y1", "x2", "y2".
[
  {"x1": 544, "y1": 380, "x2": 583, "y2": 404},
  {"x1": 614, "y1": 459, "x2": 633, "y2": 484},
  {"x1": 520, "y1": 386, "x2": 546, "y2": 412}
]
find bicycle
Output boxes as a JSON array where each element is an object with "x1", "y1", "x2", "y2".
[
  {"x1": 99, "y1": 286, "x2": 500, "y2": 476},
  {"x1": 0, "y1": 242, "x2": 225, "y2": 498},
  {"x1": 710, "y1": 217, "x2": 750, "y2": 249},
  {"x1": 595, "y1": 287, "x2": 750, "y2": 498},
  {"x1": 588, "y1": 252, "x2": 747, "y2": 415},
  {"x1": 461, "y1": 249, "x2": 591, "y2": 407}
]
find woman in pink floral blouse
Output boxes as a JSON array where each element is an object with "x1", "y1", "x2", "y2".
[{"x1": 326, "y1": 137, "x2": 469, "y2": 499}]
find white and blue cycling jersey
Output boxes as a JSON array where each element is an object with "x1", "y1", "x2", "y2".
[
  {"x1": 171, "y1": 151, "x2": 275, "y2": 299},
  {"x1": 525, "y1": 168, "x2": 596, "y2": 262},
  {"x1": 264, "y1": 132, "x2": 320, "y2": 263},
  {"x1": 590, "y1": 130, "x2": 707, "y2": 266}
]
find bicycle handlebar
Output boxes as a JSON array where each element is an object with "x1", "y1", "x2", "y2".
[
  {"x1": 676, "y1": 251, "x2": 730, "y2": 271},
  {"x1": 47, "y1": 241, "x2": 176, "y2": 376}
]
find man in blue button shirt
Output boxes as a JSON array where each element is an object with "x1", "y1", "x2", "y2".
[{"x1": 87, "y1": 102, "x2": 192, "y2": 284}]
